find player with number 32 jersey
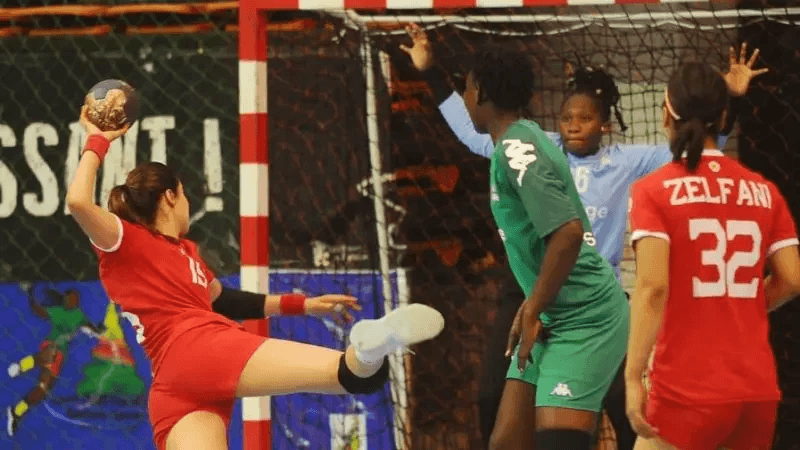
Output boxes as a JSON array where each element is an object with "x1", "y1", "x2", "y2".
[
  {"x1": 627, "y1": 63, "x2": 800, "y2": 450},
  {"x1": 630, "y1": 149, "x2": 797, "y2": 404}
]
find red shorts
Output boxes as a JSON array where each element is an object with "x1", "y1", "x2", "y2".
[
  {"x1": 647, "y1": 395, "x2": 778, "y2": 450},
  {"x1": 148, "y1": 322, "x2": 266, "y2": 450}
]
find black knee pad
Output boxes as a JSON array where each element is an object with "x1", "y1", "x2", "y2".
[
  {"x1": 337, "y1": 354, "x2": 389, "y2": 394},
  {"x1": 535, "y1": 429, "x2": 593, "y2": 450}
]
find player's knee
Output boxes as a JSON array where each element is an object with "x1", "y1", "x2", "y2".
[
  {"x1": 337, "y1": 354, "x2": 389, "y2": 394},
  {"x1": 534, "y1": 429, "x2": 593, "y2": 450}
]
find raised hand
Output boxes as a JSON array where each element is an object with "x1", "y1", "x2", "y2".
[
  {"x1": 724, "y1": 42, "x2": 769, "y2": 97},
  {"x1": 400, "y1": 23, "x2": 434, "y2": 72},
  {"x1": 80, "y1": 105, "x2": 130, "y2": 142},
  {"x1": 304, "y1": 294, "x2": 361, "y2": 322}
]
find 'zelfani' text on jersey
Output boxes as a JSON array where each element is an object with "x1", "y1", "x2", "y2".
[{"x1": 489, "y1": 120, "x2": 626, "y2": 328}]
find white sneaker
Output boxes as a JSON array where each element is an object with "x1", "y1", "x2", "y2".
[
  {"x1": 7, "y1": 363, "x2": 19, "y2": 378},
  {"x1": 349, "y1": 304, "x2": 444, "y2": 364}
]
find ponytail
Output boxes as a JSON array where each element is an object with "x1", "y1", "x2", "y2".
[
  {"x1": 108, "y1": 184, "x2": 139, "y2": 224},
  {"x1": 665, "y1": 62, "x2": 729, "y2": 173},
  {"x1": 670, "y1": 118, "x2": 707, "y2": 172}
]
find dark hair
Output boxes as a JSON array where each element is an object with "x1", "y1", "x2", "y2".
[
  {"x1": 108, "y1": 162, "x2": 180, "y2": 227},
  {"x1": 565, "y1": 66, "x2": 627, "y2": 132},
  {"x1": 469, "y1": 50, "x2": 535, "y2": 113},
  {"x1": 666, "y1": 62, "x2": 728, "y2": 172}
]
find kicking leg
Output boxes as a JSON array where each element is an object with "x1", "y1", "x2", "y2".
[{"x1": 236, "y1": 303, "x2": 444, "y2": 397}]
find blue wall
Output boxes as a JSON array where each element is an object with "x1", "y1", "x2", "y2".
[{"x1": 0, "y1": 271, "x2": 401, "y2": 450}]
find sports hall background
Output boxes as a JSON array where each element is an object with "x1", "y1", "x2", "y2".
[{"x1": 0, "y1": 1, "x2": 799, "y2": 449}]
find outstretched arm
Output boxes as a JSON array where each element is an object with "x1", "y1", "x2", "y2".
[
  {"x1": 28, "y1": 294, "x2": 50, "y2": 319},
  {"x1": 209, "y1": 279, "x2": 360, "y2": 321},
  {"x1": 400, "y1": 23, "x2": 495, "y2": 159},
  {"x1": 66, "y1": 107, "x2": 130, "y2": 250},
  {"x1": 438, "y1": 93, "x2": 495, "y2": 158}
]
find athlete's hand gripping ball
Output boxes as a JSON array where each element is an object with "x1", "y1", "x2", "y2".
[
  {"x1": 304, "y1": 295, "x2": 361, "y2": 322},
  {"x1": 83, "y1": 79, "x2": 140, "y2": 132},
  {"x1": 506, "y1": 300, "x2": 543, "y2": 372},
  {"x1": 80, "y1": 105, "x2": 130, "y2": 143}
]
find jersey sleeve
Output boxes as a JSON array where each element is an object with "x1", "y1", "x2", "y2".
[
  {"x1": 767, "y1": 186, "x2": 799, "y2": 257},
  {"x1": 92, "y1": 216, "x2": 147, "y2": 261},
  {"x1": 623, "y1": 144, "x2": 673, "y2": 179},
  {"x1": 499, "y1": 134, "x2": 579, "y2": 238},
  {"x1": 438, "y1": 92, "x2": 494, "y2": 159},
  {"x1": 629, "y1": 179, "x2": 671, "y2": 245}
]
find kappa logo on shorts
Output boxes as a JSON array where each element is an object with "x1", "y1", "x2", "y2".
[{"x1": 550, "y1": 383, "x2": 573, "y2": 397}]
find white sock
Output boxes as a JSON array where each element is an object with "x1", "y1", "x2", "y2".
[{"x1": 353, "y1": 347, "x2": 385, "y2": 366}]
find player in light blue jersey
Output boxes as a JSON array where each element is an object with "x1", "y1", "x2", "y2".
[{"x1": 400, "y1": 23, "x2": 766, "y2": 450}]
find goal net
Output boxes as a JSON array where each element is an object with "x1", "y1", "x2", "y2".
[
  {"x1": 330, "y1": 3, "x2": 800, "y2": 449},
  {"x1": 0, "y1": 1, "x2": 798, "y2": 450}
]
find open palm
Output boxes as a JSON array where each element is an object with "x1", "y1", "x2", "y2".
[
  {"x1": 400, "y1": 23, "x2": 434, "y2": 72},
  {"x1": 724, "y1": 43, "x2": 768, "y2": 97}
]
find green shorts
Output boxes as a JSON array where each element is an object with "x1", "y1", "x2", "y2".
[{"x1": 506, "y1": 306, "x2": 629, "y2": 412}]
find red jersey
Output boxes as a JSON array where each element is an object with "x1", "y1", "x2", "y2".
[
  {"x1": 93, "y1": 216, "x2": 240, "y2": 375},
  {"x1": 630, "y1": 150, "x2": 799, "y2": 404}
]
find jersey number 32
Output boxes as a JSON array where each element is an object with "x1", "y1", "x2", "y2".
[{"x1": 689, "y1": 218, "x2": 761, "y2": 299}]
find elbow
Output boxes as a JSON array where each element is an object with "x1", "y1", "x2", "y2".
[
  {"x1": 66, "y1": 195, "x2": 90, "y2": 213},
  {"x1": 636, "y1": 283, "x2": 669, "y2": 308}
]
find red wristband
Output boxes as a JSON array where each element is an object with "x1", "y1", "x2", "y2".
[
  {"x1": 82, "y1": 134, "x2": 111, "y2": 162},
  {"x1": 279, "y1": 293, "x2": 306, "y2": 315}
]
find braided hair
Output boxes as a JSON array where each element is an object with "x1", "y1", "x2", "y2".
[
  {"x1": 470, "y1": 50, "x2": 535, "y2": 113},
  {"x1": 566, "y1": 66, "x2": 627, "y2": 132}
]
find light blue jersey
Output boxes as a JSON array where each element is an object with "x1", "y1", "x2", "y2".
[{"x1": 439, "y1": 92, "x2": 726, "y2": 280}]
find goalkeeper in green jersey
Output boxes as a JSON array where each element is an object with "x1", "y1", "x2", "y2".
[{"x1": 462, "y1": 50, "x2": 630, "y2": 450}]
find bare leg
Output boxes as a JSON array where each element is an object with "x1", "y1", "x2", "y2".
[
  {"x1": 237, "y1": 303, "x2": 445, "y2": 398},
  {"x1": 166, "y1": 411, "x2": 228, "y2": 450},
  {"x1": 489, "y1": 380, "x2": 537, "y2": 450},
  {"x1": 536, "y1": 407, "x2": 597, "y2": 433},
  {"x1": 235, "y1": 340, "x2": 380, "y2": 397}
]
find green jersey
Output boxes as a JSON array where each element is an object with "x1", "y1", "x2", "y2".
[
  {"x1": 45, "y1": 306, "x2": 90, "y2": 351},
  {"x1": 489, "y1": 119, "x2": 623, "y2": 328}
]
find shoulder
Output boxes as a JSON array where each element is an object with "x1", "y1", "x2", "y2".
[
  {"x1": 615, "y1": 143, "x2": 665, "y2": 161},
  {"x1": 632, "y1": 164, "x2": 673, "y2": 192},
  {"x1": 181, "y1": 238, "x2": 202, "y2": 255}
]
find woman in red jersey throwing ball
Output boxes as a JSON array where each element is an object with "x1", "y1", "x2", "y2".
[
  {"x1": 67, "y1": 107, "x2": 445, "y2": 450},
  {"x1": 625, "y1": 56, "x2": 800, "y2": 450}
]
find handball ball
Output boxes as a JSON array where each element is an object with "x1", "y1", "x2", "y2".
[{"x1": 83, "y1": 80, "x2": 140, "y2": 131}]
